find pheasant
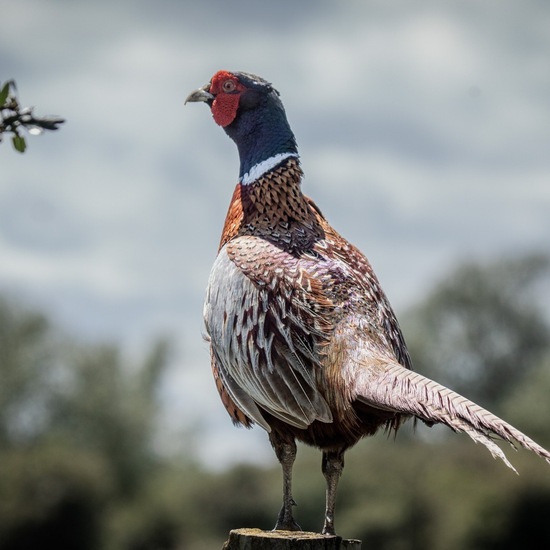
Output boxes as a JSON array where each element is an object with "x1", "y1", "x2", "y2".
[{"x1": 186, "y1": 70, "x2": 550, "y2": 536}]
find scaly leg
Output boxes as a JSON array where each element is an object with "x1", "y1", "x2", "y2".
[
  {"x1": 269, "y1": 431, "x2": 301, "y2": 531},
  {"x1": 321, "y1": 448, "x2": 345, "y2": 535}
]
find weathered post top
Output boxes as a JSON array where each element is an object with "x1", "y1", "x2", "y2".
[{"x1": 222, "y1": 528, "x2": 362, "y2": 549}]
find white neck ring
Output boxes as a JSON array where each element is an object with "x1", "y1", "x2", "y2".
[{"x1": 240, "y1": 152, "x2": 298, "y2": 185}]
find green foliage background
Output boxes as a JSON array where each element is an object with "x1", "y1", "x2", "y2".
[{"x1": 1, "y1": 253, "x2": 549, "y2": 549}]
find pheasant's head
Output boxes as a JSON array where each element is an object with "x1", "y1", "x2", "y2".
[
  {"x1": 186, "y1": 70, "x2": 298, "y2": 181},
  {"x1": 185, "y1": 70, "x2": 275, "y2": 128}
]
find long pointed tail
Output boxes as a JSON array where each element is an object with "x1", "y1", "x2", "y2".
[{"x1": 356, "y1": 361, "x2": 550, "y2": 472}]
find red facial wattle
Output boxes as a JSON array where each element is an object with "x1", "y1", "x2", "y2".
[{"x1": 209, "y1": 70, "x2": 247, "y2": 127}]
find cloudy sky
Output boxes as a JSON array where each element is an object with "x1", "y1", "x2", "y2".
[{"x1": 2, "y1": 0, "x2": 549, "y2": 467}]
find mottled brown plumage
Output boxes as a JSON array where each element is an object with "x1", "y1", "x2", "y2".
[
  {"x1": 209, "y1": 156, "x2": 410, "y2": 444},
  {"x1": 187, "y1": 70, "x2": 550, "y2": 535}
]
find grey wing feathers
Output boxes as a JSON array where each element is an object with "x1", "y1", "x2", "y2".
[
  {"x1": 356, "y1": 360, "x2": 550, "y2": 472},
  {"x1": 205, "y1": 244, "x2": 333, "y2": 431}
]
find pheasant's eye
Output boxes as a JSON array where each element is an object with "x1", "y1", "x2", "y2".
[{"x1": 222, "y1": 79, "x2": 237, "y2": 93}]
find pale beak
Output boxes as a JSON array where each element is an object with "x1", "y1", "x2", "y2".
[{"x1": 185, "y1": 84, "x2": 214, "y2": 105}]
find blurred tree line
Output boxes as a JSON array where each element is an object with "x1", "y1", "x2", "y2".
[{"x1": 1, "y1": 252, "x2": 549, "y2": 550}]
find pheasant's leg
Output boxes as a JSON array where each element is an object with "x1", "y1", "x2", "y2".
[
  {"x1": 321, "y1": 449, "x2": 345, "y2": 535},
  {"x1": 269, "y1": 432, "x2": 301, "y2": 531}
]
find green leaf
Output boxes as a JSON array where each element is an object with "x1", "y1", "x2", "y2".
[
  {"x1": 0, "y1": 81, "x2": 11, "y2": 108},
  {"x1": 12, "y1": 135, "x2": 27, "y2": 153}
]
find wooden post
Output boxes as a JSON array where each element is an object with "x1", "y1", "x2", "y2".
[{"x1": 222, "y1": 528, "x2": 362, "y2": 549}]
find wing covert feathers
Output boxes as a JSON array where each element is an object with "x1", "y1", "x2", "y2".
[{"x1": 356, "y1": 361, "x2": 550, "y2": 472}]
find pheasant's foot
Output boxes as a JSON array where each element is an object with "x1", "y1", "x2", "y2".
[{"x1": 273, "y1": 500, "x2": 301, "y2": 531}]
